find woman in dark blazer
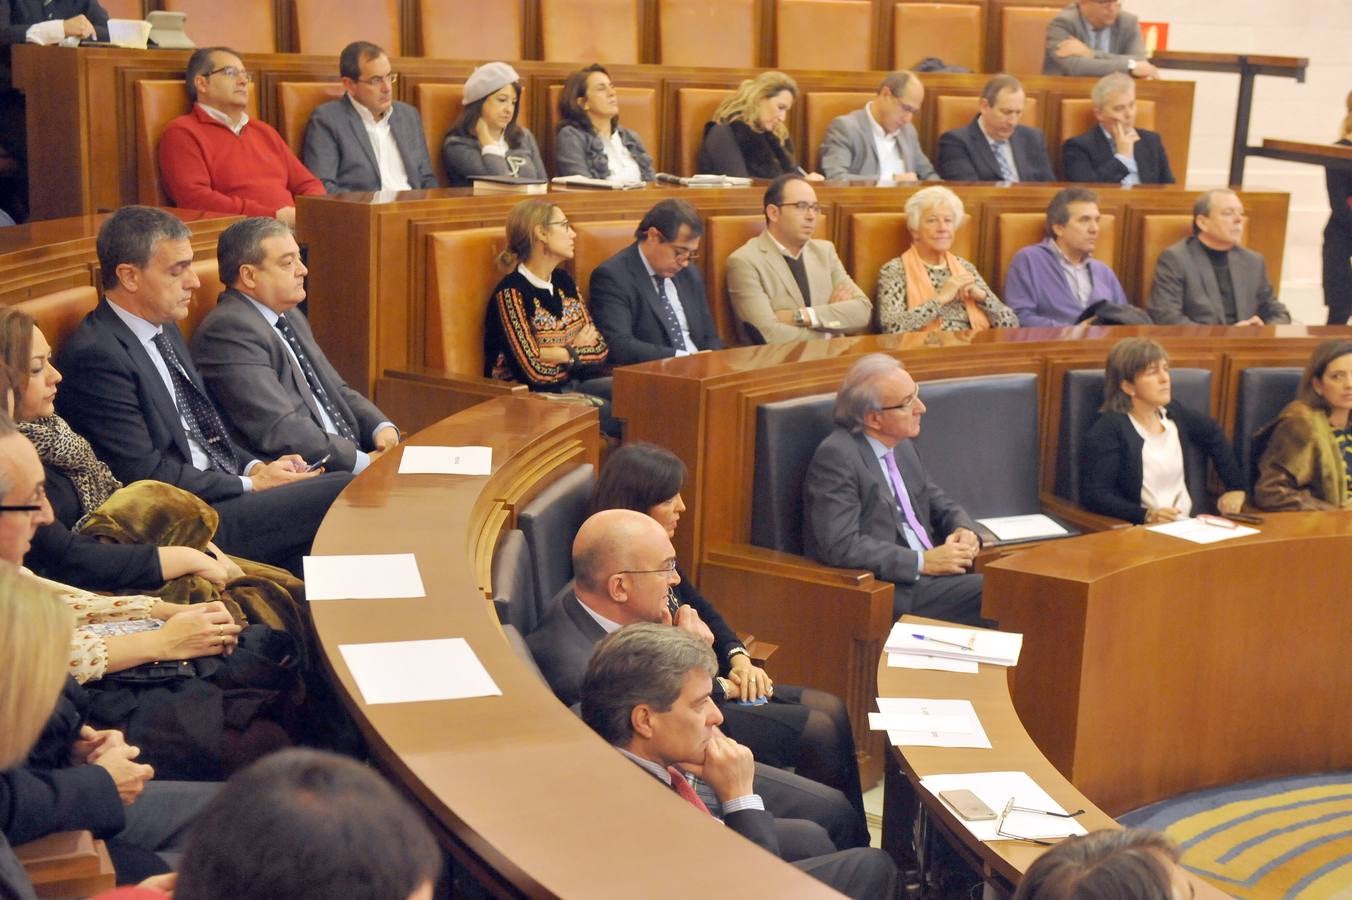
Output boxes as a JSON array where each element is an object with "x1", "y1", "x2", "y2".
[
  {"x1": 1082, "y1": 338, "x2": 1246, "y2": 524},
  {"x1": 554, "y1": 63, "x2": 654, "y2": 183},
  {"x1": 1323, "y1": 90, "x2": 1352, "y2": 324},
  {"x1": 696, "y1": 71, "x2": 822, "y2": 180}
]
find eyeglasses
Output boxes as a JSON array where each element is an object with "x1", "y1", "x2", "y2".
[
  {"x1": 618, "y1": 559, "x2": 679, "y2": 577},
  {"x1": 994, "y1": 798, "x2": 1086, "y2": 845},
  {"x1": 775, "y1": 201, "x2": 823, "y2": 214},
  {"x1": 898, "y1": 101, "x2": 921, "y2": 116},
  {"x1": 878, "y1": 387, "x2": 920, "y2": 413},
  {"x1": 547, "y1": 219, "x2": 574, "y2": 231},
  {"x1": 206, "y1": 66, "x2": 253, "y2": 83},
  {"x1": 0, "y1": 484, "x2": 46, "y2": 514},
  {"x1": 353, "y1": 72, "x2": 399, "y2": 88},
  {"x1": 662, "y1": 239, "x2": 700, "y2": 262}
]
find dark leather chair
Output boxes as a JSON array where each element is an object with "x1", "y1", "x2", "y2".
[
  {"x1": 1233, "y1": 367, "x2": 1301, "y2": 487},
  {"x1": 751, "y1": 392, "x2": 836, "y2": 554},
  {"x1": 517, "y1": 464, "x2": 595, "y2": 617},
  {"x1": 1054, "y1": 368, "x2": 1212, "y2": 504},
  {"x1": 491, "y1": 529, "x2": 539, "y2": 634},
  {"x1": 500, "y1": 624, "x2": 547, "y2": 684}
]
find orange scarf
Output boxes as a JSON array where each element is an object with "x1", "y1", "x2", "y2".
[{"x1": 900, "y1": 246, "x2": 991, "y2": 333}]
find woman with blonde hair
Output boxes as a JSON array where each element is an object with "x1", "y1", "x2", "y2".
[
  {"x1": 696, "y1": 72, "x2": 821, "y2": 180},
  {"x1": 1322, "y1": 90, "x2": 1352, "y2": 324}
]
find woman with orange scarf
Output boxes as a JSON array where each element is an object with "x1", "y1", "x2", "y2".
[{"x1": 877, "y1": 185, "x2": 1019, "y2": 333}]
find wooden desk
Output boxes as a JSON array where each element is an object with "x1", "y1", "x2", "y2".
[
  {"x1": 306, "y1": 394, "x2": 835, "y2": 897},
  {"x1": 983, "y1": 512, "x2": 1352, "y2": 816}
]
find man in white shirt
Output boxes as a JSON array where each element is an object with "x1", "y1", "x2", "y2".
[
  {"x1": 818, "y1": 71, "x2": 938, "y2": 184},
  {"x1": 302, "y1": 41, "x2": 438, "y2": 194}
]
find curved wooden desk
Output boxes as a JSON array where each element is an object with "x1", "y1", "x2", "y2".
[
  {"x1": 983, "y1": 512, "x2": 1352, "y2": 816},
  {"x1": 306, "y1": 395, "x2": 836, "y2": 897}
]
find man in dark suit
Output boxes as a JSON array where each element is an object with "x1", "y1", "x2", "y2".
[
  {"x1": 1063, "y1": 73, "x2": 1174, "y2": 185},
  {"x1": 302, "y1": 41, "x2": 438, "y2": 194},
  {"x1": 937, "y1": 74, "x2": 1055, "y2": 183},
  {"x1": 1042, "y1": 0, "x2": 1157, "y2": 78},
  {"x1": 1148, "y1": 189, "x2": 1292, "y2": 326},
  {"x1": 0, "y1": 0, "x2": 106, "y2": 46},
  {"x1": 191, "y1": 217, "x2": 398, "y2": 473},
  {"x1": 803, "y1": 353, "x2": 983, "y2": 624},
  {"x1": 588, "y1": 199, "x2": 723, "y2": 365},
  {"x1": 55, "y1": 206, "x2": 350, "y2": 574},
  {"x1": 581, "y1": 623, "x2": 896, "y2": 899}
]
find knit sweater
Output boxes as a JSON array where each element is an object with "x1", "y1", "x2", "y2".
[{"x1": 158, "y1": 105, "x2": 324, "y2": 216}]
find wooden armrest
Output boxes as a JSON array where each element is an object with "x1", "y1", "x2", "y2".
[
  {"x1": 14, "y1": 830, "x2": 116, "y2": 899},
  {"x1": 737, "y1": 634, "x2": 778, "y2": 666},
  {"x1": 375, "y1": 368, "x2": 529, "y2": 433},
  {"x1": 1038, "y1": 494, "x2": 1127, "y2": 534}
]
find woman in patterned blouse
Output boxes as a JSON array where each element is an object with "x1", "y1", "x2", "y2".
[
  {"x1": 877, "y1": 185, "x2": 1019, "y2": 334},
  {"x1": 483, "y1": 198, "x2": 618, "y2": 436},
  {"x1": 1254, "y1": 339, "x2": 1352, "y2": 510}
]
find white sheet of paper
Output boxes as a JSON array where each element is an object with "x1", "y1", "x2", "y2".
[
  {"x1": 919, "y1": 771, "x2": 1088, "y2": 842},
  {"x1": 303, "y1": 553, "x2": 425, "y2": 600},
  {"x1": 885, "y1": 623, "x2": 1023, "y2": 667},
  {"x1": 338, "y1": 638, "x2": 501, "y2": 705},
  {"x1": 1145, "y1": 518, "x2": 1259, "y2": 544},
  {"x1": 887, "y1": 652, "x2": 980, "y2": 674},
  {"x1": 870, "y1": 699, "x2": 991, "y2": 748},
  {"x1": 398, "y1": 445, "x2": 493, "y2": 475},
  {"x1": 869, "y1": 712, "x2": 969, "y2": 733},
  {"x1": 976, "y1": 514, "x2": 1069, "y2": 541}
]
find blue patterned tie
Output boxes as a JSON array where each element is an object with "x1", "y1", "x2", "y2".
[
  {"x1": 274, "y1": 315, "x2": 356, "y2": 442},
  {"x1": 990, "y1": 142, "x2": 1017, "y2": 182},
  {"x1": 151, "y1": 331, "x2": 239, "y2": 474},
  {"x1": 652, "y1": 276, "x2": 685, "y2": 349}
]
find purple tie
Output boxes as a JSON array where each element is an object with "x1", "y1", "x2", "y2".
[{"x1": 883, "y1": 450, "x2": 933, "y2": 550}]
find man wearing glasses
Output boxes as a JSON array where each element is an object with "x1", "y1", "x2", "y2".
[
  {"x1": 818, "y1": 71, "x2": 938, "y2": 185},
  {"x1": 1042, "y1": 0, "x2": 1158, "y2": 78},
  {"x1": 803, "y1": 353, "x2": 985, "y2": 625},
  {"x1": 588, "y1": 199, "x2": 723, "y2": 365},
  {"x1": 726, "y1": 174, "x2": 872, "y2": 344},
  {"x1": 159, "y1": 46, "x2": 324, "y2": 228},
  {"x1": 302, "y1": 41, "x2": 437, "y2": 194}
]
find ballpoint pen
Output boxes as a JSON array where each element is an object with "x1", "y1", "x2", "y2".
[{"x1": 911, "y1": 633, "x2": 975, "y2": 651}]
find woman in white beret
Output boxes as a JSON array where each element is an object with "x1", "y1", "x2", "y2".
[{"x1": 441, "y1": 62, "x2": 546, "y2": 186}]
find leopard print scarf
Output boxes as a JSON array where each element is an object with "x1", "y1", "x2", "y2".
[{"x1": 18, "y1": 415, "x2": 122, "y2": 517}]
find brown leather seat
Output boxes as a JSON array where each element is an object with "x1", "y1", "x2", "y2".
[
  {"x1": 804, "y1": 91, "x2": 874, "y2": 172},
  {"x1": 417, "y1": 81, "x2": 529, "y2": 188},
  {"x1": 426, "y1": 228, "x2": 508, "y2": 377},
  {"x1": 539, "y1": 0, "x2": 641, "y2": 64},
  {"x1": 277, "y1": 82, "x2": 346, "y2": 157},
  {"x1": 164, "y1": 0, "x2": 277, "y2": 53},
  {"x1": 933, "y1": 93, "x2": 1040, "y2": 137},
  {"x1": 1057, "y1": 97, "x2": 1157, "y2": 148},
  {"x1": 1138, "y1": 214, "x2": 1192, "y2": 306},
  {"x1": 658, "y1": 0, "x2": 758, "y2": 68},
  {"x1": 419, "y1": 0, "x2": 522, "y2": 59},
  {"x1": 572, "y1": 220, "x2": 640, "y2": 300},
  {"x1": 100, "y1": 0, "x2": 142, "y2": 16},
  {"x1": 17, "y1": 287, "x2": 99, "y2": 354},
  {"x1": 704, "y1": 214, "x2": 765, "y2": 345},
  {"x1": 136, "y1": 80, "x2": 260, "y2": 207},
  {"x1": 676, "y1": 88, "x2": 728, "y2": 176},
  {"x1": 775, "y1": 0, "x2": 873, "y2": 72},
  {"x1": 848, "y1": 211, "x2": 973, "y2": 304},
  {"x1": 291, "y1": 0, "x2": 400, "y2": 55},
  {"x1": 893, "y1": 3, "x2": 983, "y2": 71},
  {"x1": 543, "y1": 85, "x2": 659, "y2": 174},
  {"x1": 1001, "y1": 6, "x2": 1059, "y2": 74},
  {"x1": 993, "y1": 210, "x2": 1117, "y2": 297},
  {"x1": 182, "y1": 258, "x2": 228, "y2": 341}
]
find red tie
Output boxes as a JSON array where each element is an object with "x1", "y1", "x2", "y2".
[{"x1": 667, "y1": 767, "x2": 712, "y2": 816}]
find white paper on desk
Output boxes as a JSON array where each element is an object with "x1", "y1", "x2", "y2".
[
  {"x1": 1145, "y1": 518, "x2": 1259, "y2": 544},
  {"x1": 338, "y1": 638, "x2": 501, "y2": 705},
  {"x1": 398, "y1": 445, "x2": 493, "y2": 475},
  {"x1": 885, "y1": 622, "x2": 1022, "y2": 667},
  {"x1": 303, "y1": 553, "x2": 425, "y2": 600},
  {"x1": 887, "y1": 652, "x2": 979, "y2": 674},
  {"x1": 871, "y1": 698, "x2": 991, "y2": 748},
  {"x1": 977, "y1": 514, "x2": 1068, "y2": 541},
  {"x1": 919, "y1": 771, "x2": 1088, "y2": 842}
]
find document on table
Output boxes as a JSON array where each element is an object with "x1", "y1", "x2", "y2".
[
  {"x1": 303, "y1": 553, "x2": 426, "y2": 600},
  {"x1": 887, "y1": 652, "x2": 979, "y2": 674},
  {"x1": 339, "y1": 638, "x2": 501, "y2": 705},
  {"x1": 976, "y1": 514, "x2": 1068, "y2": 541},
  {"x1": 398, "y1": 445, "x2": 493, "y2": 475},
  {"x1": 869, "y1": 698, "x2": 990, "y2": 748},
  {"x1": 885, "y1": 622, "x2": 1023, "y2": 667},
  {"x1": 919, "y1": 771, "x2": 1088, "y2": 842},
  {"x1": 1146, "y1": 518, "x2": 1259, "y2": 544}
]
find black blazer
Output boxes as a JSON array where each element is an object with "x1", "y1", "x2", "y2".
[
  {"x1": 1080, "y1": 402, "x2": 1245, "y2": 524},
  {"x1": 1062, "y1": 125, "x2": 1175, "y2": 185},
  {"x1": 1, "y1": 0, "x2": 108, "y2": 44},
  {"x1": 588, "y1": 243, "x2": 724, "y2": 365},
  {"x1": 936, "y1": 118, "x2": 1056, "y2": 183}
]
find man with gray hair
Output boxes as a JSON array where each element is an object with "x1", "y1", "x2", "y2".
[
  {"x1": 817, "y1": 71, "x2": 938, "y2": 184},
  {"x1": 1063, "y1": 73, "x2": 1174, "y2": 185},
  {"x1": 802, "y1": 353, "x2": 983, "y2": 623},
  {"x1": 1042, "y1": 0, "x2": 1157, "y2": 78}
]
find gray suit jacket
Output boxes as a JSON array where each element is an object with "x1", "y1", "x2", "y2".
[
  {"x1": 302, "y1": 98, "x2": 437, "y2": 193},
  {"x1": 1147, "y1": 236, "x2": 1292, "y2": 326},
  {"x1": 803, "y1": 428, "x2": 976, "y2": 586},
  {"x1": 818, "y1": 107, "x2": 938, "y2": 183},
  {"x1": 1042, "y1": 2, "x2": 1146, "y2": 76},
  {"x1": 726, "y1": 231, "x2": 872, "y2": 343},
  {"x1": 190, "y1": 289, "x2": 392, "y2": 471}
]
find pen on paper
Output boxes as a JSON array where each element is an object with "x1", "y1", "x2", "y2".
[{"x1": 911, "y1": 633, "x2": 975, "y2": 651}]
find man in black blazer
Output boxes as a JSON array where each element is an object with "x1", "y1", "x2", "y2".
[
  {"x1": 937, "y1": 74, "x2": 1055, "y2": 183},
  {"x1": 581, "y1": 623, "x2": 896, "y2": 899},
  {"x1": 803, "y1": 354, "x2": 983, "y2": 624},
  {"x1": 588, "y1": 199, "x2": 724, "y2": 365},
  {"x1": 301, "y1": 41, "x2": 437, "y2": 193},
  {"x1": 55, "y1": 206, "x2": 350, "y2": 574},
  {"x1": 191, "y1": 217, "x2": 398, "y2": 473},
  {"x1": 1063, "y1": 73, "x2": 1174, "y2": 185}
]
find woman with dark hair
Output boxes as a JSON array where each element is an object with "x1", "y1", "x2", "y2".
[
  {"x1": 1323, "y1": 90, "x2": 1352, "y2": 324},
  {"x1": 441, "y1": 62, "x2": 546, "y2": 186},
  {"x1": 1012, "y1": 829, "x2": 1215, "y2": 900},
  {"x1": 1254, "y1": 338, "x2": 1352, "y2": 510},
  {"x1": 1081, "y1": 338, "x2": 1245, "y2": 524},
  {"x1": 696, "y1": 71, "x2": 821, "y2": 180},
  {"x1": 591, "y1": 442, "x2": 865, "y2": 822},
  {"x1": 554, "y1": 64, "x2": 654, "y2": 183}
]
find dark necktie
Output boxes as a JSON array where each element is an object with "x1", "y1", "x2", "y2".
[
  {"x1": 151, "y1": 331, "x2": 239, "y2": 474},
  {"x1": 666, "y1": 767, "x2": 712, "y2": 816},
  {"x1": 274, "y1": 314, "x2": 356, "y2": 442},
  {"x1": 651, "y1": 275, "x2": 685, "y2": 349}
]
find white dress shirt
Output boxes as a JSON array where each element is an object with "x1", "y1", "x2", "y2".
[
  {"x1": 197, "y1": 103, "x2": 249, "y2": 136},
  {"x1": 601, "y1": 130, "x2": 644, "y2": 184},
  {"x1": 347, "y1": 95, "x2": 411, "y2": 191},
  {"x1": 865, "y1": 102, "x2": 908, "y2": 186}
]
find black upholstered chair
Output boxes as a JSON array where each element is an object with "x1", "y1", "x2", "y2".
[
  {"x1": 517, "y1": 463, "x2": 595, "y2": 620},
  {"x1": 500, "y1": 624, "x2": 547, "y2": 684},
  {"x1": 491, "y1": 529, "x2": 539, "y2": 634},
  {"x1": 751, "y1": 392, "x2": 836, "y2": 554},
  {"x1": 1232, "y1": 367, "x2": 1301, "y2": 488}
]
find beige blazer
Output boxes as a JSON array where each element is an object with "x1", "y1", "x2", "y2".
[{"x1": 725, "y1": 230, "x2": 872, "y2": 343}]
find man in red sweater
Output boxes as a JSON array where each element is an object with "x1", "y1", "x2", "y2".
[{"x1": 158, "y1": 47, "x2": 323, "y2": 227}]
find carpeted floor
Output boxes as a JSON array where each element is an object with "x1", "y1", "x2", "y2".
[{"x1": 1119, "y1": 772, "x2": 1352, "y2": 899}]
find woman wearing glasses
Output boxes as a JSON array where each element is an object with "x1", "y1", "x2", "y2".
[
  {"x1": 442, "y1": 62, "x2": 546, "y2": 187},
  {"x1": 877, "y1": 185, "x2": 1018, "y2": 333},
  {"x1": 483, "y1": 199, "x2": 617, "y2": 436},
  {"x1": 697, "y1": 71, "x2": 822, "y2": 180},
  {"x1": 554, "y1": 64, "x2": 655, "y2": 184}
]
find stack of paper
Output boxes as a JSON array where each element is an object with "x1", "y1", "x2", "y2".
[
  {"x1": 976, "y1": 514, "x2": 1068, "y2": 542},
  {"x1": 868, "y1": 698, "x2": 991, "y2": 748},
  {"x1": 1145, "y1": 518, "x2": 1258, "y2": 544},
  {"x1": 884, "y1": 622, "x2": 1022, "y2": 669},
  {"x1": 919, "y1": 771, "x2": 1088, "y2": 843}
]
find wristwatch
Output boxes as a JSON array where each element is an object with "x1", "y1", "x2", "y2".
[
  {"x1": 794, "y1": 308, "x2": 808, "y2": 327},
  {"x1": 1127, "y1": 58, "x2": 1137, "y2": 72}
]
